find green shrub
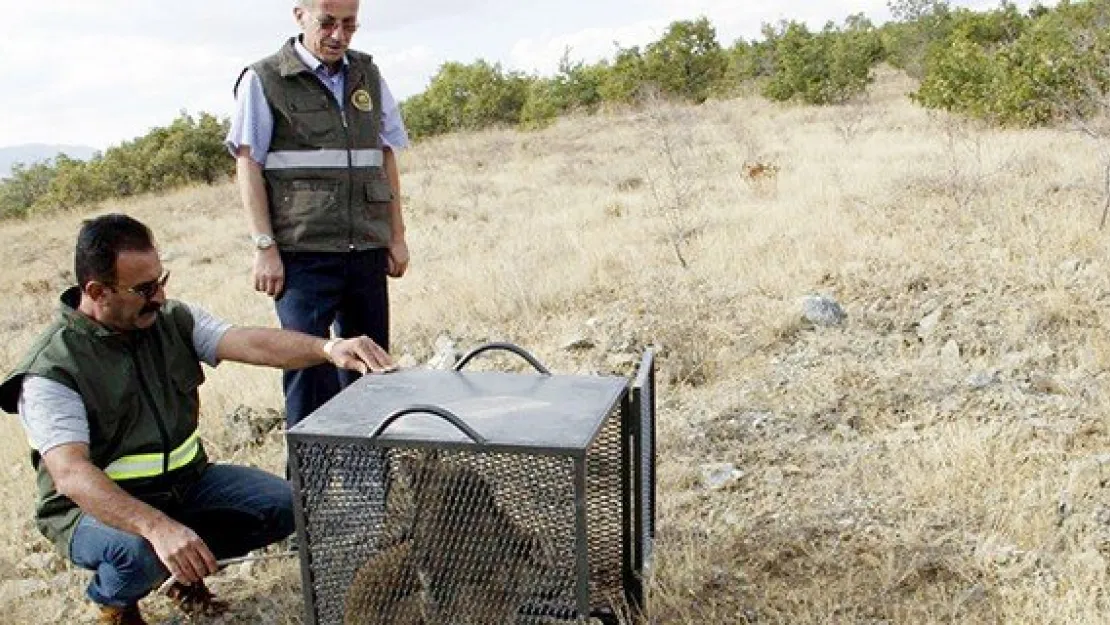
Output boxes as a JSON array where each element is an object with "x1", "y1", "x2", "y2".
[
  {"x1": 914, "y1": 1, "x2": 1110, "y2": 126},
  {"x1": 400, "y1": 61, "x2": 531, "y2": 139},
  {"x1": 641, "y1": 17, "x2": 730, "y2": 103},
  {"x1": 762, "y1": 16, "x2": 883, "y2": 105},
  {"x1": 0, "y1": 111, "x2": 231, "y2": 218}
]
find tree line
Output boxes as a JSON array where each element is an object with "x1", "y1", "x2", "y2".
[
  {"x1": 2, "y1": 0, "x2": 1108, "y2": 219},
  {"x1": 0, "y1": 112, "x2": 230, "y2": 219}
]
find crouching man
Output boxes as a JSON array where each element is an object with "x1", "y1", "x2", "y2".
[{"x1": 0, "y1": 213, "x2": 394, "y2": 624}]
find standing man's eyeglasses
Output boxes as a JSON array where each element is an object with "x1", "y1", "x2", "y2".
[
  {"x1": 315, "y1": 15, "x2": 359, "y2": 33},
  {"x1": 117, "y1": 270, "x2": 171, "y2": 300}
]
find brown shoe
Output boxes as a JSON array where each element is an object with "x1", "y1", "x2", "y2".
[
  {"x1": 165, "y1": 580, "x2": 230, "y2": 617},
  {"x1": 97, "y1": 604, "x2": 148, "y2": 625}
]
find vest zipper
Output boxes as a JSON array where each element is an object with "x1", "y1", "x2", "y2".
[
  {"x1": 341, "y1": 108, "x2": 354, "y2": 250},
  {"x1": 130, "y1": 343, "x2": 173, "y2": 475}
]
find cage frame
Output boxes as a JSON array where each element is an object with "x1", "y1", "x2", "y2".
[{"x1": 287, "y1": 343, "x2": 656, "y2": 624}]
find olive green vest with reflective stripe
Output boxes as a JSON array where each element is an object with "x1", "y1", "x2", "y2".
[
  {"x1": 0, "y1": 289, "x2": 209, "y2": 557},
  {"x1": 247, "y1": 37, "x2": 393, "y2": 252}
]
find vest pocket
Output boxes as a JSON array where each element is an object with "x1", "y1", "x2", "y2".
[
  {"x1": 359, "y1": 180, "x2": 393, "y2": 244},
  {"x1": 275, "y1": 179, "x2": 342, "y2": 232},
  {"x1": 364, "y1": 179, "x2": 393, "y2": 203},
  {"x1": 289, "y1": 95, "x2": 338, "y2": 142}
]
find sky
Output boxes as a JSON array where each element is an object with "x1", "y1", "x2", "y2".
[{"x1": 0, "y1": 0, "x2": 1044, "y2": 150}]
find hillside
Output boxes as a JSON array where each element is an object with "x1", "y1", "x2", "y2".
[{"x1": 0, "y1": 69, "x2": 1109, "y2": 623}]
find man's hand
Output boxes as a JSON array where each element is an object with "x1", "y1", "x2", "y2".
[
  {"x1": 146, "y1": 517, "x2": 219, "y2": 584},
  {"x1": 325, "y1": 336, "x2": 396, "y2": 375},
  {"x1": 387, "y1": 239, "x2": 409, "y2": 278},
  {"x1": 253, "y1": 248, "x2": 285, "y2": 298}
]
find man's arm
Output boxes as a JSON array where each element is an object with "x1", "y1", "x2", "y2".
[
  {"x1": 216, "y1": 326, "x2": 394, "y2": 374},
  {"x1": 235, "y1": 152, "x2": 285, "y2": 298},
  {"x1": 379, "y1": 75, "x2": 410, "y2": 279},
  {"x1": 383, "y1": 146, "x2": 409, "y2": 278},
  {"x1": 42, "y1": 443, "x2": 218, "y2": 584},
  {"x1": 227, "y1": 69, "x2": 284, "y2": 299}
]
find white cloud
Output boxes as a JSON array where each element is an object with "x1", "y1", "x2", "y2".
[
  {"x1": 0, "y1": 0, "x2": 1063, "y2": 147},
  {"x1": 510, "y1": 20, "x2": 671, "y2": 75},
  {"x1": 374, "y1": 45, "x2": 441, "y2": 101}
]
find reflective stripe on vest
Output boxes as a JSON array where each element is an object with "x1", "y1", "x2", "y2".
[
  {"x1": 264, "y1": 148, "x2": 384, "y2": 170},
  {"x1": 102, "y1": 430, "x2": 201, "y2": 481}
]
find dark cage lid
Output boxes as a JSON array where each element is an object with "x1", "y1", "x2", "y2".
[{"x1": 287, "y1": 369, "x2": 629, "y2": 455}]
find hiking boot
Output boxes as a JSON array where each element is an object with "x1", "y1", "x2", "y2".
[
  {"x1": 97, "y1": 604, "x2": 148, "y2": 625},
  {"x1": 165, "y1": 579, "x2": 230, "y2": 617}
]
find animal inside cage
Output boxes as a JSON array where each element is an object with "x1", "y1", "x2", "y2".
[{"x1": 286, "y1": 344, "x2": 656, "y2": 625}]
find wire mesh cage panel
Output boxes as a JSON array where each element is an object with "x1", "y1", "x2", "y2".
[{"x1": 287, "y1": 345, "x2": 656, "y2": 625}]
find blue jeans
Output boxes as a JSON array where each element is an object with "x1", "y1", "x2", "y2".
[
  {"x1": 276, "y1": 250, "x2": 390, "y2": 427},
  {"x1": 69, "y1": 464, "x2": 294, "y2": 608}
]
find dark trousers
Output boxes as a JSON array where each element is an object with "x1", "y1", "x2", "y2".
[
  {"x1": 275, "y1": 249, "x2": 390, "y2": 428},
  {"x1": 70, "y1": 464, "x2": 294, "y2": 608}
]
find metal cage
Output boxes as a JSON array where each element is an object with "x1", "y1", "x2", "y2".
[{"x1": 287, "y1": 344, "x2": 656, "y2": 625}]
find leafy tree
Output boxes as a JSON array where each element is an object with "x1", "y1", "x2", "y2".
[
  {"x1": 913, "y1": 1, "x2": 1110, "y2": 126},
  {"x1": 519, "y1": 78, "x2": 563, "y2": 130},
  {"x1": 0, "y1": 111, "x2": 232, "y2": 219},
  {"x1": 642, "y1": 17, "x2": 730, "y2": 103},
  {"x1": 401, "y1": 61, "x2": 531, "y2": 139},
  {"x1": 722, "y1": 38, "x2": 776, "y2": 90},
  {"x1": 519, "y1": 51, "x2": 610, "y2": 130},
  {"x1": 0, "y1": 161, "x2": 56, "y2": 218},
  {"x1": 762, "y1": 16, "x2": 883, "y2": 105},
  {"x1": 553, "y1": 50, "x2": 607, "y2": 112},
  {"x1": 882, "y1": 0, "x2": 954, "y2": 78},
  {"x1": 598, "y1": 45, "x2": 647, "y2": 104},
  {"x1": 40, "y1": 154, "x2": 109, "y2": 211}
]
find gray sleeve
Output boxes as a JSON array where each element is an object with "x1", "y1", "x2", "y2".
[
  {"x1": 18, "y1": 376, "x2": 90, "y2": 454},
  {"x1": 186, "y1": 303, "x2": 233, "y2": 367}
]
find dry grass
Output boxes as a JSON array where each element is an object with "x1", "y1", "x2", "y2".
[{"x1": 2, "y1": 67, "x2": 1110, "y2": 623}]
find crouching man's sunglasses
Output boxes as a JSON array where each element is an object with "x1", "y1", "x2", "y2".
[{"x1": 115, "y1": 270, "x2": 171, "y2": 301}]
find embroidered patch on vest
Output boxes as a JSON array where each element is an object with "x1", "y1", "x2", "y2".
[{"x1": 352, "y1": 89, "x2": 373, "y2": 112}]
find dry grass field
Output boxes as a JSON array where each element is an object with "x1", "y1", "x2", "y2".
[{"x1": 1, "y1": 67, "x2": 1110, "y2": 623}]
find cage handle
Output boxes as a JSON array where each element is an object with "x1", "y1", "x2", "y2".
[
  {"x1": 453, "y1": 342, "x2": 551, "y2": 375},
  {"x1": 369, "y1": 405, "x2": 488, "y2": 444}
]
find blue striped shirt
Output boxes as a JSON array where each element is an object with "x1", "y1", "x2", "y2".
[{"x1": 225, "y1": 38, "x2": 410, "y2": 165}]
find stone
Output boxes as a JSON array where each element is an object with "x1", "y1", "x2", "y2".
[
  {"x1": 940, "y1": 339, "x2": 961, "y2": 364},
  {"x1": 224, "y1": 405, "x2": 283, "y2": 449},
  {"x1": 917, "y1": 307, "x2": 943, "y2": 338},
  {"x1": 801, "y1": 294, "x2": 846, "y2": 327},
  {"x1": 427, "y1": 335, "x2": 458, "y2": 370},
  {"x1": 700, "y1": 463, "x2": 744, "y2": 491},
  {"x1": 966, "y1": 370, "x2": 998, "y2": 390},
  {"x1": 764, "y1": 467, "x2": 785, "y2": 486}
]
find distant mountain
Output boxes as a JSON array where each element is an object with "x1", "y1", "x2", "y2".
[{"x1": 0, "y1": 144, "x2": 99, "y2": 179}]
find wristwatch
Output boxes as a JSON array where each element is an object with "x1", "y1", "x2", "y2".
[{"x1": 251, "y1": 233, "x2": 275, "y2": 250}]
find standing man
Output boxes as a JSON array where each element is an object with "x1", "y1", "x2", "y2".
[
  {"x1": 0, "y1": 214, "x2": 394, "y2": 625},
  {"x1": 226, "y1": 0, "x2": 411, "y2": 428}
]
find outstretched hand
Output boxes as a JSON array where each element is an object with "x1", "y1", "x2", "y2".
[{"x1": 326, "y1": 336, "x2": 396, "y2": 375}]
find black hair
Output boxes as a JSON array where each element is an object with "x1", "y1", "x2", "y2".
[{"x1": 74, "y1": 214, "x2": 155, "y2": 288}]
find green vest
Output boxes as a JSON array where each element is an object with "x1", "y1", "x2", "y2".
[
  {"x1": 0, "y1": 288, "x2": 209, "y2": 557},
  {"x1": 244, "y1": 37, "x2": 393, "y2": 252}
]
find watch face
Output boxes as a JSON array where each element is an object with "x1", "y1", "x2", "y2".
[{"x1": 254, "y1": 235, "x2": 274, "y2": 249}]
